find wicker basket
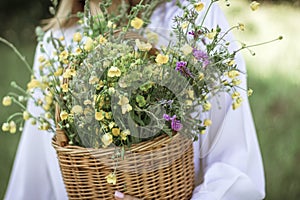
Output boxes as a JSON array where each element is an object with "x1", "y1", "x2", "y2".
[{"x1": 52, "y1": 129, "x2": 195, "y2": 200}]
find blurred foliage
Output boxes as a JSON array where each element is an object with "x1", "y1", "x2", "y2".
[{"x1": 0, "y1": 0, "x2": 51, "y2": 45}]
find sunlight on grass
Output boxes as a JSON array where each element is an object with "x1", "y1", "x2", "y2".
[{"x1": 221, "y1": 0, "x2": 300, "y2": 85}]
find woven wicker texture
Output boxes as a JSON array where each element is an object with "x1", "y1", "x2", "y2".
[{"x1": 52, "y1": 131, "x2": 195, "y2": 200}]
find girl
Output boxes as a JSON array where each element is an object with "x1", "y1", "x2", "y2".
[{"x1": 5, "y1": 1, "x2": 265, "y2": 199}]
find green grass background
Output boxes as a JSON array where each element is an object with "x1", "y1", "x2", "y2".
[{"x1": 0, "y1": 1, "x2": 299, "y2": 199}]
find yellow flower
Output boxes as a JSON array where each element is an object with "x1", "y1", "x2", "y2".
[
  {"x1": 120, "y1": 130, "x2": 130, "y2": 140},
  {"x1": 203, "y1": 119, "x2": 212, "y2": 127},
  {"x1": 181, "y1": 44, "x2": 193, "y2": 55},
  {"x1": 198, "y1": 73, "x2": 205, "y2": 81},
  {"x1": 131, "y1": 17, "x2": 144, "y2": 29},
  {"x1": 45, "y1": 94, "x2": 53, "y2": 105},
  {"x1": 61, "y1": 83, "x2": 69, "y2": 92},
  {"x1": 59, "y1": 36, "x2": 65, "y2": 41},
  {"x1": 248, "y1": 88, "x2": 253, "y2": 96},
  {"x1": 38, "y1": 56, "x2": 46, "y2": 63},
  {"x1": 238, "y1": 23, "x2": 245, "y2": 31},
  {"x1": 59, "y1": 50, "x2": 69, "y2": 61},
  {"x1": 54, "y1": 67, "x2": 63, "y2": 76},
  {"x1": 43, "y1": 104, "x2": 51, "y2": 111},
  {"x1": 185, "y1": 100, "x2": 193, "y2": 106},
  {"x1": 2, "y1": 96, "x2": 12, "y2": 106},
  {"x1": 228, "y1": 70, "x2": 239, "y2": 79},
  {"x1": 27, "y1": 79, "x2": 43, "y2": 90},
  {"x1": 232, "y1": 78, "x2": 242, "y2": 86},
  {"x1": 112, "y1": 128, "x2": 120, "y2": 136},
  {"x1": 203, "y1": 102, "x2": 211, "y2": 111},
  {"x1": 60, "y1": 111, "x2": 69, "y2": 121},
  {"x1": 105, "y1": 112, "x2": 112, "y2": 120},
  {"x1": 181, "y1": 22, "x2": 189, "y2": 29},
  {"x1": 23, "y1": 111, "x2": 30, "y2": 120},
  {"x1": 95, "y1": 111, "x2": 104, "y2": 121},
  {"x1": 228, "y1": 60, "x2": 235, "y2": 66},
  {"x1": 194, "y1": 2, "x2": 205, "y2": 12},
  {"x1": 30, "y1": 119, "x2": 37, "y2": 125},
  {"x1": 232, "y1": 102, "x2": 241, "y2": 110},
  {"x1": 9, "y1": 121, "x2": 17, "y2": 134},
  {"x1": 206, "y1": 30, "x2": 217, "y2": 40},
  {"x1": 118, "y1": 96, "x2": 132, "y2": 114},
  {"x1": 101, "y1": 133, "x2": 113, "y2": 147},
  {"x1": 231, "y1": 91, "x2": 240, "y2": 99},
  {"x1": 105, "y1": 172, "x2": 116, "y2": 185},
  {"x1": 41, "y1": 122, "x2": 50, "y2": 130},
  {"x1": 2, "y1": 122, "x2": 10, "y2": 132},
  {"x1": 98, "y1": 35, "x2": 107, "y2": 44},
  {"x1": 107, "y1": 21, "x2": 116, "y2": 29},
  {"x1": 45, "y1": 112, "x2": 52, "y2": 119},
  {"x1": 108, "y1": 122, "x2": 115, "y2": 129},
  {"x1": 107, "y1": 66, "x2": 121, "y2": 77},
  {"x1": 84, "y1": 37, "x2": 94, "y2": 51},
  {"x1": 187, "y1": 89, "x2": 195, "y2": 100},
  {"x1": 71, "y1": 105, "x2": 83, "y2": 114},
  {"x1": 63, "y1": 68, "x2": 76, "y2": 79},
  {"x1": 155, "y1": 54, "x2": 169, "y2": 65},
  {"x1": 250, "y1": 1, "x2": 260, "y2": 11},
  {"x1": 73, "y1": 32, "x2": 82, "y2": 42},
  {"x1": 135, "y1": 39, "x2": 152, "y2": 52}
]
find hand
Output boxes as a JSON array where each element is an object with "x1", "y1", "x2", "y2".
[{"x1": 114, "y1": 191, "x2": 141, "y2": 200}]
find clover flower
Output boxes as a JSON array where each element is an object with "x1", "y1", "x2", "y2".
[
  {"x1": 193, "y1": 49, "x2": 210, "y2": 68},
  {"x1": 175, "y1": 61, "x2": 193, "y2": 77}
]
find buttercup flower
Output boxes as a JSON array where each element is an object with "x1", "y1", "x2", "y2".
[
  {"x1": 155, "y1": 54, "x2": 169, "y2": 65},
  {"x1": 2, "y1": 122, "x2": 10, "y2": 132},
  {"x1": 203, "y1": 102, "x2": 211, "y2": 111},
  {"x1": 105, "y1": 173, "x2": 116, "y2": 185},
  {"x1": 112, "y1": 128, "x2": 120, "y2": 136},
  {"x1": 118, "y1": 96, "x2": 132, "y2": 114},
  {"x1": 238, "y1": 23, "x2": 245, "y2": 31},
  {"x1": 61, "y1": 83, "x2": 69, "y2": 92},
  {"x1": 101, "y1": 133, "x2": 113, "y2": 147},
  {"x1": 135, "y1": 39, "x2": 152, "y2": 52},
  {"x1": 2, "y1": 96, "x2": 12, "y2": 106},
  {"x1": 98, "y1": 35, "x2": 107, "y2": 44},
  {"x1": 108, "y1": 66, "x2": 121, "y2": 78},
  {"x1": 95, "y1": 111, "x2": 105, "y2": 121},
  {"x1": 250, "y1": 1, "x2": 260, "y2": 11},
  {"x1": 131, "y1": 17, "x2": 144, "y2": 29},
  {"x1": 248, "y1": 88, "x2": 253, "y2": 96},
  {"x1": 23, "y1": 111, "x2": 30, "y2": 120},
  {"x1": 84, "y1": 37, "x2": 94, "y2": 51},
  {"x1": 73, "y1": 32, "x2": 82, "y2": 42},
  {"x1": 203, "y1": 119, "x2": 212, "y2": 126},
  {"x1": 9, "y1": 121, "x2": 17, "y2": 134},
  {"x1": 120, "y1": 130, "x2": 130, "y2": 141},
  {"x1": 60, "y1": 111, "x2": 69, "y2": 121},
  {"x1": 194, "y1": 2, "x2": 205, "y2": 12},
  {"x1": 206, "y1": 30, "x2": 217, "y2": 39}
]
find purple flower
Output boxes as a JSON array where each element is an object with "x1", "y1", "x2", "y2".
[
  {"x1": 171, "y1": 119, "x2": 183, "y2": 132},
  {"x1": 192, "y1": 49, "x2": 210, "y2": 68},
  {"x1": 175, "y1": 61, "x2": 193, "y2": 77},
  {"x1": 163, "y1": 114, "x2": 171, "y2": 121},
  {"x1": 163, "y1": 114, "x2": 183, "y2": 131}
]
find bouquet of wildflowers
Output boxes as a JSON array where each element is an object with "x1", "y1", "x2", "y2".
[{"x1": 1, "y1": 0, "x2": 281, "y2": 180}]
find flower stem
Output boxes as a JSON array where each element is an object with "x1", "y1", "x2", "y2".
[{"x1": 0, "y1": 37, "x2": 32, "y2": 73}]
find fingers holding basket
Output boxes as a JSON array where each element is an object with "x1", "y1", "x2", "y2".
[{"x1": 114, "y1": 191, "x2": 141, "y2": 200}]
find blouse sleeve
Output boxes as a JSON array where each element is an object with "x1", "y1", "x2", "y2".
[{"x1": 191, "y1": 3, "x2": 265, "y2": 200}]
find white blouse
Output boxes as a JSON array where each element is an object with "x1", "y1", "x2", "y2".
[{"x1": 5, "y1": 1, "x2": 265, "y2": 199}]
